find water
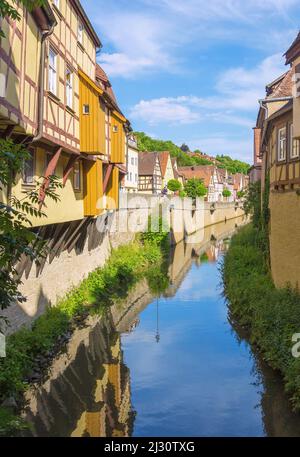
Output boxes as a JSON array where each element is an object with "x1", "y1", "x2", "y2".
[{"x1": 23, "y1": 217, "x2": 300, "y2": 437}]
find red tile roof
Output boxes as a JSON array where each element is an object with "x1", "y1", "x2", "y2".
[
  {"x1": 266, "y1": 69, "x2": 293, "y2": 99},
  {"x1": 157, "y1": 151, "x2": 170, "y2": 178},
  {"x1": 138, "y1": 152, "x2": 161, "y2": 176},
  {"x1": 178, "y1": 165, "x2": 214, "y2": 187},
  {"x1": 96, "y1": 64, "x2": 120, "y2": 109}
]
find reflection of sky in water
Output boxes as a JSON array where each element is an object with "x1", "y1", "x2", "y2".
[{"x1": 122, "y1": 261, "x2": 264, "y2": 437}]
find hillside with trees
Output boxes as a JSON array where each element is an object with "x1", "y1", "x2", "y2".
[
  {"x1": 134, "y1": 132, "x2": 212, "y2": 167},
  {"x1": 215, "y1": 155, "x2": 250, "y2": 175},
  {"x1": 134, "y1": 132, "x2": 250, "y2": 173}
]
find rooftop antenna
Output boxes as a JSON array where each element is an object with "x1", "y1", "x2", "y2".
[{"x1": 155, "y1": 297, "x2": 160, "y2": 343}]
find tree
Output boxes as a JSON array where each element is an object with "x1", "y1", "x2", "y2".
[
  {"x1": 0, "y1": 0, "x2": 61, "y2": 318},
  {"x1": 134, "y1": 132, "x2": 212, "y2": 167},
  {"x1": 180, "y1": 143, "x2": 190, "y2": 153},
  {"x1": 167, "y1": 179, "x2": 181, "y2": 193},
  {"x1": 222, "y1": 188, "x2": 232, "y2": 199},
  {"x1": 216, "y1": 155, "x2": 250, "y2": 175},
  {"x1": 184, "y1": 178, "x2": 207, "y2": 199},
  {"x1": 0, "y1": 0, "x2": 44, "y2": 37},
  {"x1": 0, "y1": 140, "x2": 61, "y2": 317},
  {"x1": 237, "y1": 190, "x2": 245, "y2": 199}
]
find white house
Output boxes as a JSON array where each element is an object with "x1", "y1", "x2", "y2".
[{"x1": 123, "y1": 134, "x2": 139, "y2": 193}]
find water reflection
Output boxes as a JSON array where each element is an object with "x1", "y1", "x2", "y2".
[
  {"x1": 24, "y1": 316, "x2": 135, "y2": 437},
  {"x1": 23, "y1": 215, "x2": 300, "y2": 437},
  {"x1": 230, "y1": 321, "x2": 300, "y2": 437}
]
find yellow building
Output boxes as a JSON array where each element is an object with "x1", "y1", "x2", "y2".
[
  {"x1": 258, "y1": 32, "x2": 300, "y2": 288},
  {"x1": 0, "y1": 0, "x2": 128, "y2": 248}
]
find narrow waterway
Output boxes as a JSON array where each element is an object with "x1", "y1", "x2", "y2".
[{"x1": 23, "y1": 217, "x2": 300, "y2": 437}]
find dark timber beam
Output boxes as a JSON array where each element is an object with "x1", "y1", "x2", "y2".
[
  {"x1": 63, "y1": 154, "x2": 80, "y2": 186},
  {"x1": 39, "y1": 147, "x2": 62, "y2": 209},
  {"x1": 1, "y1": 124, "x2": 14, "y2": 139},
  {"x1": 103, "y1": 163, "x2": 113, "y2": 194}
]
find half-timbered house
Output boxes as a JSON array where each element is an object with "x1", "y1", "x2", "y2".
[
  {"x1": 138, "y1": 152, "x2": 162, "y2": 194},
  {"x1": 0, "y1": 1, "x2": 129, "y2": 305},
  {"x1": 257, "y1": 33, "x2": 300, "y2": 288},
  {"x1": 157, "y1": 151, "x2": 175, "y2": 193}
]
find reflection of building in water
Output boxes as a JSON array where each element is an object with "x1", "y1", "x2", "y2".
[
  {"x1": 24, "y1": 314, "x2": 135, "y2": 437},
  {"x1": 205, "y1": 239, "x2": 229, "y2": 263},
  {"x1": 166, "y1": 216, "x2": 246, "y2": 297},
  {"x1": 72, "y1": 333, "x2": 134, "y2": 438}
]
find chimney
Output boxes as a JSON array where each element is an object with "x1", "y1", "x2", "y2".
[{"x1": 253, "y1": 127, "x2": 262, "y2": 165}]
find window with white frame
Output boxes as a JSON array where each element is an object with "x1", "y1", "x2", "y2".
[
  {"x1": 48, "y1": 47, "x2": 57, "y2": 95},
  {"x1": 277, "y1": 127, "x2": 287, "y2": 161},
  {"x1": 78, "y1": 21, "x2": 84, "y2": 44},
  {"x1": 290, "y1": 124, "x2": 300, "y2": 159},
  {"x1": 66, "y1": 68, "x2": 73, "y2": 108}
]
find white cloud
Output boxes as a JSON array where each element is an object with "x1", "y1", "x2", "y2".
[
  {"x1": 99, "y1": 53, "x2": 155, "y2": 78},
  {"x1": 154, "y1": 0, "x2": 298, "y2": 21},
  {"x1": 130, "y1": 97, "x2": 201, "y2": 125},
  {"x1": 82, "y1": 0, "x2": 297, "y2": 78},
  {"x1": 130, "y1": 53, "x2": 285, "y2": 126},
  {"x1": 93, "y1": 10, "x2": 174, "y2": 78}
]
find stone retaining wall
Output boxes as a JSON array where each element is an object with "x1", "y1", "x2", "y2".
[{"x1": 3, "y1": 195, "x2": 245, "y2": 334}]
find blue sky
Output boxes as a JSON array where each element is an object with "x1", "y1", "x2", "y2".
[{"x1": 81, "y1": 0, "x2": 300, "y2": 163}]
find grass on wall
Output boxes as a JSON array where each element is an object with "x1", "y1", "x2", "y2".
[
  {"x1": 223, "y1": 224, "x2": 300, "y2": 411},
  {"x1": 0, "y1": 229, "x2": 170, "y2": 435}
]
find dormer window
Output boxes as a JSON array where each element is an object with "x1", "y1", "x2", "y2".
[{"x1": 113, "y1": 125, "x2": 118, "y2": 133}]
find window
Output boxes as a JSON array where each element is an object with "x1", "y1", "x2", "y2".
[
  {"x1": 83, "y1": 104, "x2": 90, "y2": 115},
  {"x1": 48, "y1": 47, "x2": 57, "y2": 95},
  {"x1": 131, "y1": 157, "x2": 134, "y2": 165},
  {"x1": 78, "y1": 21, "x2": 84, "y2": 45},
  {"x1": 135, "y1": 174, "x2": 138, "y2": 183},
  {"x1": 23, "y1": 151, "x2": 35, "y2": 185},
  {"x1": 290, "y1": 124, "x2": 300, "y2": 159},
  {"x1": 130, "y1": 172, "x2": 132, "y2": 182},
  {"x1": 66, "y1": 68, "x2": 73, "y2": 108},
  {"x1": 135, "y1": 157, "x2": 138, "y2": 166},
  {"x1": 277, "y1": 127, "x2": 286, "y2": 161},
  {"x1": 45, "y1": 152, "x2": 52, "y2": 169},
  {"x1": 112, "y1": 125, "x2": 118, "y2": 133},
  {"x1": 73, "y1": 162, "x2": 81, "y2": 191}
]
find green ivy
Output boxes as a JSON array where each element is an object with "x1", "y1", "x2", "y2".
[{"x1": 223, "y1": 224, "x2": 300, "y2": 411}]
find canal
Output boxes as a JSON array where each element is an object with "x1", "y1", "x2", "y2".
[{"x1": 23, "y1": 217, "x2": 300, "y2": 437}]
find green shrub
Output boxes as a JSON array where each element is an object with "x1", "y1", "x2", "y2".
[
  {"x1": 223, "y1": 224, "x2": 300, "y2": 410},
  {"x1": 0, "y1": 232, "x2": 170, "y2": 433},
  {"x1": 167, "y1": 179, "x2": 182, "y2": 193}
]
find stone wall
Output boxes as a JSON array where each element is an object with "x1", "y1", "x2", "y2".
[
  {"x1": 3, "y1": 196, "x2": 245, "y2": 334},
  {"x1": 269, "y1": 191, "x2": 300, "y2": 288}
]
